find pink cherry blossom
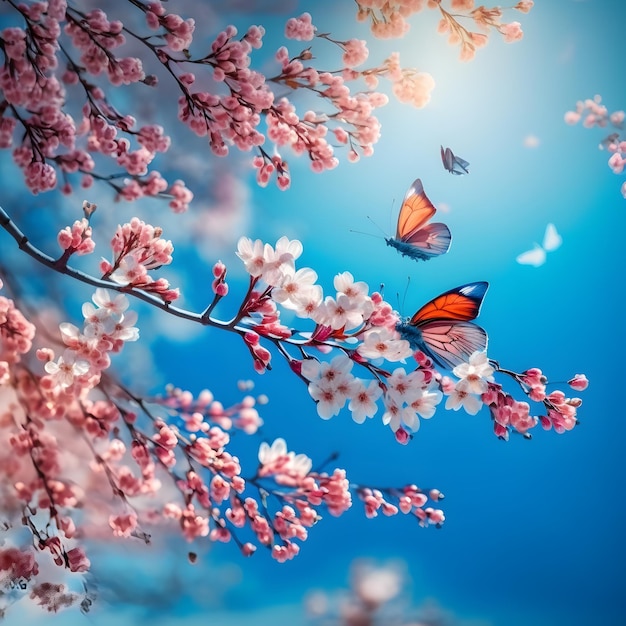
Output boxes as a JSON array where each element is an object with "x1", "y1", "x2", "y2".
[
  {"x1": 43, "y1": 349, "x2": 90, "y2": 388},
  {"x1": 66, "y1": 547, "x2": 91, "y2": 573},
  {"x1": 285, "y1": 13, "x2": 316, "y2": 41},
  {"x1": 500, "y1": 21, "x2": 524, "y2": 43},
  {"x1": 342, "y1": 39, "x2": 369, "y2": 68},
  {"x1": 409, "y1": 385, "x2": 443, "y2": 419},
  {"x1": 109, "y1": 512, "x2": 138, "y2": 537},
  {"x1": 445, "y1": 385, "x2": 482, "y2": 415},
  {"x1": 565, "y1": 96, "x2": 626, "y2": 198},
  {"x1": 452, "y1": 351, "x2": 494, "y2": 394},
  {"x1": 357, "y1": 328, "x2": 412, "y2": 362},
  {"x1": 348, "y1": 379, "x2": 384, "y2": 423}
]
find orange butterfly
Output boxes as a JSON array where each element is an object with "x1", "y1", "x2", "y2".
[
  {"x1": 397, "y1": 282, "x2": 489, "y2": 369},
  {"x1": 385, "y1": 178, "x2": 451, "y2": 261}
]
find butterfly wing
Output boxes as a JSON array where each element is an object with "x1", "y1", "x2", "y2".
[
  {"x1": 396, "y1": 178, "x2": 436, "y2": 240},
  {"x1": 441, "y1": 146, "x2": 454, "y2": 173},
  {"x1": 451, "y1": 153, "x2": 470, "y2": 175},
  {"x1": 397, "y1": 282, "x2": 489, "y2": 369},
  {"x1": 418, "y1": 320, "x2": 488, "y2": 369},
  {"x1": 391, "y1": 178, "x2": 451, "y2": 259},
  {"x1": 441, "y1": 146, "x2": 469, "y2": 175},
  {"x1": 402, "y1": 222, "x2": 452, "y2": 258},
  {"x1": 542, "y1": 223, "x2": 562, "y2": 252},
  {"x1": 516, "y1": 245, "x2": 546, "y2": 267},
  {"x1": 409, "y1": 282, "x2": 489, "y2": 325}
]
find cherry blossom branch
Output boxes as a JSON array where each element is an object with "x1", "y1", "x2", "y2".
[
  {"x1": 565, "y1": 95, "x2": 626, "y2": 199},
  {"x1": 0, "y1": 1, "x2": 440, "y2": 197},
  {"x1": 354, "y1": 0, "x2": 533, "y2": 61},
  {"x1": 0, "y1": 287, "x2": 446, "y2": 608},
  {"x1": 1, "y1": 203, "x2": 589, "y2": 445}
]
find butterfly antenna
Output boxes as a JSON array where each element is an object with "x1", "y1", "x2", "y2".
[
  {"x1": 388, "y1": 197, "x2": 396, "y2": 234},
  {"x1": 364, "y1": 215, "x2": 388, "y2": 237},
  {"x1": 396, "y1": 276, "x2": 411, "y2": 314},
  {"x1": 349, "y1": 227, "x2": 382, "y2": 240}
]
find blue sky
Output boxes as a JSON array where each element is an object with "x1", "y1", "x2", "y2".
[{"x1": 1, "y1": 2, "x2": 625, "y2": 625}]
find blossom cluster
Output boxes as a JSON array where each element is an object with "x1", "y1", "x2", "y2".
[
  {"x1": 0, "y1": 281, "x2": 36, "y2": 384},
  {"x1": 232, "y1": 235, "x2": 586, "y2": 443},
  {"x1": 354, "y1": 0, "x2": 533, "y2": 60},
  {"x1": 0, "y1": 1, "x2": 193, "y2": 207},
  {"x1": 565, "y1": 95, "x2": 626, "y2": 199},
  {"x1": 42, "y1": 287, "x2": 140, "y2": 389},
  {"x1": 99, "y1": 216, "x2": 179, "y2": 303},
  {"x1": 0, "y1": 284, "x2": 142, "y2": 615},
  {"x1": 0, "y1": 1, "x2": 441, "y2": 196},
  {"x1": 0, "y1": 267, "x2": 447, "y2": 617}
]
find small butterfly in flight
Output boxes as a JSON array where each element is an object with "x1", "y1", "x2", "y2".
[
  {"x1": 516, "y1": 223, "x2": 562, "y2": 267},
  {"x1": 385, "y1": 178, "x2": 452, "y2": 261},
  {"x1": 397, "y1": 281, "x2": 489, "y2": 370},
  {"x1": 441, "y1": 145, "x2": 470, "y2": 175}
]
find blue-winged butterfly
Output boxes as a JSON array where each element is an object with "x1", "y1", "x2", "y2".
[{"x1": 441, "y1": 145, "x2": 470, "y2": 175}]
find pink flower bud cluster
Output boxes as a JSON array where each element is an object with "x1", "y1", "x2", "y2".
[
  {"x1": 539, "y1": 391, "x2": 581, "y2": 434},
  {"x1": 478, "y1": 366, "x2": 585, "y2": 440},
  {"x1": 354, "y1": 0, "x2": 532, "y2": 61},
  {"x1": 176, "y1": 24, "x2": 272, "y2": 157},
  {"x1": 100, "y1": 218, "x2": 179, "y2": 302},
  {"x1": 270, "y1": 41, "x2": 391, "y2": 169},
  {"x1": 375, "y1": 52, "x2": 435, "y2": 109},
  {"x1": 64, "y1": 9, "x2": 143, "y2": 85},
  {"x1": 243, "y1": 330, "x2": 273, "y2": 374},
  {"x1": 565, "y1": 96, "x2": 626, "y2": 198},
  {"x1": 0, "y1": 292, "x2": 36, "y2": 374},
  {"x1": 144, "y1": 1, "x2": 195, "y2": 52},
  {"x1": 564, "y1": 96, "x2": 623, "y2": 129},
  {"x1": 252, "y1": 152, "x2": 290, "y2": 189},
  {"x1": 358, "y1": 484, "x2": 445, "y2": 527},
  {"x1": 482, "y1": 386, "x2": 536, "y2": 439},
  {"x1": 211, "y1": 261, "x2": 229, "y2": 297},
  {"x1": 45, "y1": 288, "x2": 139, "y2": 391},
  {"x1": 285, "y1": 12, "x2": 316, "y2": 41},
  {"x1": 341, "y1": 38, "x2": 370, "y2": 68},
  {"x1": 0, "y1": 4, "x2": 192, "y2": 208},
  {"x1": 154, "y1": 385, "x2": 265, "y2": 435},
  {"x1": 0, "y1": 546, "x2": 39, "y2": 581},
  {"x1": 57, "y1": 217, "x2": 95, "y2": 257}
]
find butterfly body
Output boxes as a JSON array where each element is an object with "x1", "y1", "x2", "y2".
[
  {"x1": 397, "y1": 281, "x2": 489, "y2": 369},
  {"x1": 386, "y1": 178, "x2": 451, "y2": 261},
  {"x1": 441, "y1": 146, "x2": 470, "y2": 175},
  {"x1": 385, "y1": 230, "x2": 448, "y2": 261}
]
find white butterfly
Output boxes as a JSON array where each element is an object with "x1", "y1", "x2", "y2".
[{"x1": 516, "y1": 223, "x2": 562, "y2": 267}]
